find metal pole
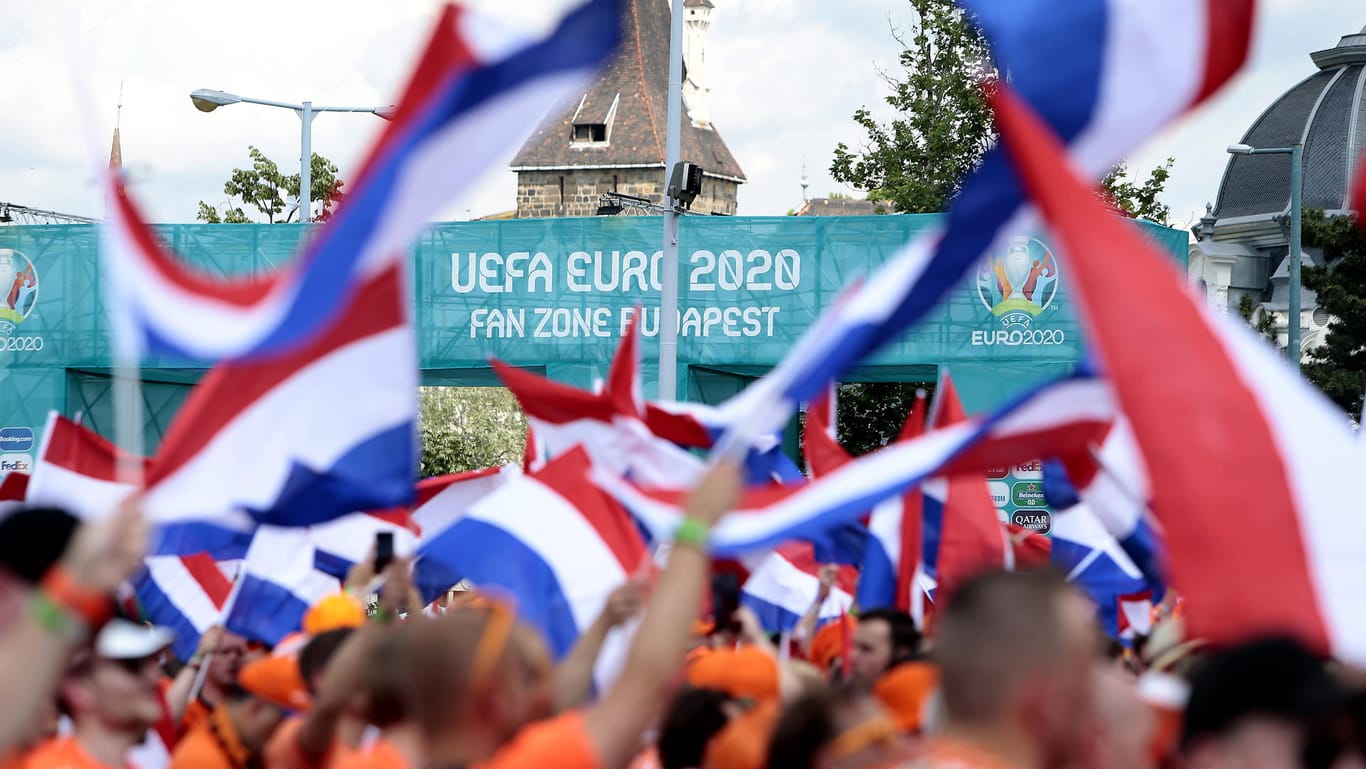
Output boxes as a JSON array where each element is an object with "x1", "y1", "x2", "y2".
[
  {"x1": 1287, "y1": 142, "x2": 1303, "y2": 370},
  {"x1": 657, "y1": 0, "x2": 685, "y2": 401},
  {"x1": 298, "y1": 101, "x2": 314, "y2": 223}
]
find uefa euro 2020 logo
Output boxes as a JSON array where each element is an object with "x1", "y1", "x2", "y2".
[
  {"x1": 0, "y1": 249, "x2": 38, "y2": 336},
  {"x1": 976, "y1": 237, "x2": 1058, "y2": 330}
]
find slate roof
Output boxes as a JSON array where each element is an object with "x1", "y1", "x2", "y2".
[
  {"x1": 1214, "y1": 27, "x2": 1366, "y2": 220},
  {"x1": 510, "y1": 0, "x2": 745, "y2": 182},
  {"x1": 794, "y1": 198, "x2": 893, "y2": 216}
]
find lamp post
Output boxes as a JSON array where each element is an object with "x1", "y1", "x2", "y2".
[
  {"x1": 1227, "y1": 141, "x2": 1304, "y2": 370},
  {"x1": 190, "y1": 89, "x2": 390, "y2": 222}
]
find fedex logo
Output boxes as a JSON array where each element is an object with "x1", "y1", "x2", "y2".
[{"x1": 0, "y1": 454, "x2": 32, "y2": 473}]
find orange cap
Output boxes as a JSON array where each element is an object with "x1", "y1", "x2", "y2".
[
  {"x1": 686, "y1": 647, "x2": 730, "y2": 690},
  {"x1": 720, "y1": 646, "x2": 779, "y2": 703},
  {"x1": 686, "y1": 647, "x2": 780, "y2": 704},
  {"x1": 808, "y1": 615, "x2": 856, "y2": 674},
  {"x1": 303, "y1": 593, "x2": 366, "y2": 636},
  {"x1": 873, "y1": 661, "x2": 939, "y2": 733},
  {"x1": 703, "y1": 700, "x2": 780, "y2": 769},
  {"x1": 238, "y1": 653, "x2": 312, "y2": 712}
]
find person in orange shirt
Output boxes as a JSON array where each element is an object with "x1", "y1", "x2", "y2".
[
  {"x1": 848, "y1": 610, "x2": 921, "y2": 689},
  {"x1": 166, "y1": 685, "x2": 286, "y2": 769},
  {"x1": 23, "y1": 619, "x2": 175, "y2": 769},
  {"x1": 916, "y1": 570, "x2": 1099, "y2": 769},
  {"x1": 872, "y1": 661, "x2": 939, "y2": 735},
  {"x1": 180, "y1": 631, "x2": 250, "y2": 736},
  {"x1": 764, "y1": 686, "x2": 910, "y2": 769},
  {"x1": 405, "y1": 460, "x2": 742, "y2": 769}
]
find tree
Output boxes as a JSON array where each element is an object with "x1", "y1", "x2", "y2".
[
  {"x1": 1099, "y1": 157, "x2": 1175, "y2": 226},
  {"x1": 197, "y1": 146, "x2": 345, "y2": 223},
  {"x1": 1301, "y1": 210, "x2": 1366, "y2": 420},
  {"x1": 797, "y1": 382, "x2": 937, "y2": 462},
  {"x1": 830, "y1": 0, "x2": 995, "y2": 214},
  {"x1": 418, "y1": 387, "x2": 527, "y2": 477},
  {"x1": 1236, "y1": 293, "x2": 1280, "y2": 348}
]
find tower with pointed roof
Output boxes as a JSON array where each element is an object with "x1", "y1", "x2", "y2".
[{"x1": 511, "y1": 0, "x2": 745, "y2": 217}]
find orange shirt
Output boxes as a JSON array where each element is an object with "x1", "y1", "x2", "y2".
[
  {"x1": 181, "y1": 699, "x2": 212, "y2": 737},
  {"x1": 169, "y1": 708, "x2": 252, "y2": 769},
  {"x1": 264, "y1": 716, "x2": 357, "y2": 769},
  {"x1": 470, "y1": 713, "x2": 599, "y2": 769},
  {"x1": 331, "y1": 740, "x2": 409, "y2": 769},
  {"x1": 21, "y1": 736, "x2": 128, "y2": 769}
]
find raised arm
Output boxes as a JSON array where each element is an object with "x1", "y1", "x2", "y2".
[
  {"x1": 553, "y1": 580, "x2": 643, "y2": 712},
  {"x1": 583, "y1": 461, "x2": 742, "y2": 769}
]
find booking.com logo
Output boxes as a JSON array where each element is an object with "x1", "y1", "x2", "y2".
[{"x1": 0, "y1": 427, "x2": 33, "y2": 453}]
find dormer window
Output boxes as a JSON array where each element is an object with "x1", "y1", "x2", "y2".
[
  {"x1": 569, "y1": 92, "x2": 619, "y2": 146},
  {"x1": 573, "y1": 123, "x2": 607, "y2": 143}
]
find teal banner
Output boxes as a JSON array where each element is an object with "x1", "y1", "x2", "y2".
[{"x1": 0, "y1": 214, "x2": 1187, "y2": 463}]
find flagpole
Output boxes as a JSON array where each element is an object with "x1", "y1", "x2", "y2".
[{"x1": 187, "y1": 568, "x2": 244, "y2": 705}]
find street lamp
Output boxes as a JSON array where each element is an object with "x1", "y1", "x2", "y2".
[
  {"x1": 189, "y1": 89, "x2": 391, "y2": 222},
  {"x1": 1227, "y1": 141, "x2": 1304, "y2": 370}
]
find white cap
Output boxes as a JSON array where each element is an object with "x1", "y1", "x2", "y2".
[{"x1": 94, "y1": 618, "x2": 174, "y2": 660}]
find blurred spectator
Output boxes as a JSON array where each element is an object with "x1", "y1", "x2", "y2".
[
  {"x1": 923, "y1": 570, "x2": 1098, "y2": 769},
  {"x1": 24, "y1": 619, "x2": 174, "y2": 769},
  {"x1": 873, "y1": 661, "x2": 939, "y2": 735},
  {"x1": 849, "y1": 610, "x2": 920, "y2": 688},
  {"x1": 764, "y1": 686, "x2": 910, "y2": 769},
  {"x1": 1181, "y1": 637, "x2": 1364, "y2": 769}
]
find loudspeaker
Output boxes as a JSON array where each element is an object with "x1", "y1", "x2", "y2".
[{"x1": 668, "y1": 162, "x2": 704, "y2": 210}]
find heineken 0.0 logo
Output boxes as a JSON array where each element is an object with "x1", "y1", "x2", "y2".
[{"x1": 1011, "y1": 481, "x2": 1047, "y2": 508}]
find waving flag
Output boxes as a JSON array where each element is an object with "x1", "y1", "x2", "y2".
[
  {"x1": 140, "y1": 263, "x2": 416, "y2": 530},
  {"x1": 741, "y1": 543, "x2": 856, "y2": 633},
  {"x1": 132, "y1": 553, "x2": 235, "y2": 661},
  {"x1": 992, "y1": 83, "x2": 1366, "y2": 663},
  {"x1": 597, "y1": 372, "x2": 1113, "y2": 558},
  {"x1": 102, "y1": 0, "x2": 624, "y2": 362},
  {"x1": 1047, "y1": 501, "x2": 1150, "y2": 637},
  {"x1": 925, "y1": 375, "x2": 1012, "y2": 602},
  {"x1": 709, "y1": 0, "x2": 1253, "y2": 452},
  {"x1": 1042, "y1": 421, "x2": 1164, "y2": 584},
  {"x1": 415, "y1": 448, "x2": 645, "y2": 666},
  {"x1": 226, "y1": 526, "x2": 342, "y2": 646},
  {"x1": 26, "y1": 414, "x2": 253, "y2": 558}
]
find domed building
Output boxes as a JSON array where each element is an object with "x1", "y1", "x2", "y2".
[{"x1": 1189, "y1": 26, "x2": 1366, "y2": 357}]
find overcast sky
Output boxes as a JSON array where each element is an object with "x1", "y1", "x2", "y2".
[{"x1": 0, "y1": 0, "x2": 1360, "y2": 231}]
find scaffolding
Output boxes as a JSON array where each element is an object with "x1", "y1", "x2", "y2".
[{"x1": 0, "y1": 203, "x2": 99, "y2": 225}]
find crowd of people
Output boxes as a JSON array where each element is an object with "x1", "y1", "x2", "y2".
[{"x1": 1, "y1": 464, "x2": 1363, "y2": 769}]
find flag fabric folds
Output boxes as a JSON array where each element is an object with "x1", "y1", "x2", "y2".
[
  {"x1": 132, "y1": 553, "x2": 235, "y2": 661},
  {"x1": 140, "y1": 264, "x2": 417, "y2": 530},
  {"x1": 596, "y1": 372, "x2": 1113, "y2": 558},
  {"x1": 101, "y1": 0, "x2": 624, "y2": 362},
  {"x1": 740, "y1": 543, "x2": 856, "y2": 633},
  {"x1": 414, "y1": 448, "x2": 646, "y2": 664},
  {"x1": 991, "y1": 82, "x2": 1366, "y2": 663}
]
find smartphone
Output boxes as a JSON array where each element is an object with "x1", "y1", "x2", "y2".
[
  {"x1": 374, "y1": 532, "x2": 395, "y2": 574},
  {"x1": 710, "y1": 573, "x2": 741, "y2": 634}
]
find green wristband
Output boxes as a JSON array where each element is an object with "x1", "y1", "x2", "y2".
[
  {"x1": 30, "y1": 591, "x2": 84, "y2": 641},
  {"x1": 674, "y1": 518, "x2": 711, "y2": 551}
]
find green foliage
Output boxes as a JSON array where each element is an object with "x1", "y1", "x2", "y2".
[
  {"x1": 1099, "y1": 157, "x2": 1175, "y2": 226},
  {"x1": 830, "y1": 0, "x2": 995, "y2": 213},
  {"x1": 1235, "y1": 293, "x2": 1279, "y2": 347},
  {"x1": 418, "y1": 387, "x2": 527, "y2": 477},
  {"x1": 797, "y1": 382, "x2": 937, "y2": 460},
  {"x1": 196, "y1": 146, "x2": 344, "y2": 224},
  {"x1": 1301, "y1": 210, "x2": 1366, "y2": 420}
]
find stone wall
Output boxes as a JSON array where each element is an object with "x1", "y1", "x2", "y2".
[{"x1": 516, "y1": 168, "x2": 739, "y2": 217}]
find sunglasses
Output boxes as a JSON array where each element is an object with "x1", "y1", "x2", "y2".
[{"x1": 103, "y1": 654, "x2": 163, "y2": 676}]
